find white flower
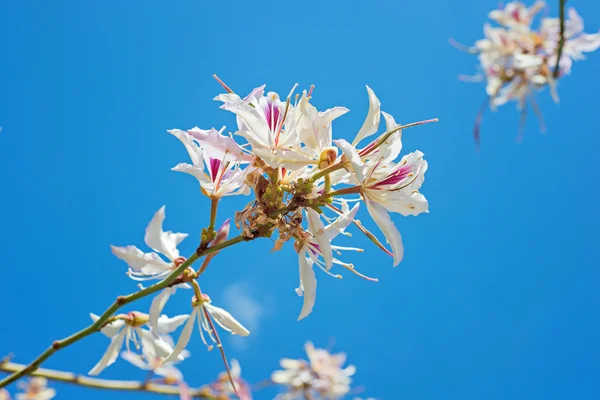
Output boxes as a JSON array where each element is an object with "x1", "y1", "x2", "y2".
[
  {"x1": 272, "y1": 342, "x2": 357, "y2": 399},
  {"x1": 169, "y1": 127, "x2": 252, "y2": 198},
  {"x1": 334, "y1": 88, "x2": 429, "y2": 266},
  {"x1": 165, "y1": 295, "x2": 249, "y2": 363},
  {"x1": 216, "y1": 85, "x2": 318, "y2": 170},
  {"x1": 15, "y1": 378, "x2": 55, "y2": 400},
  {"x1": 295, "y1": 201, "x2": 361, "y2": 320},
  {"x1": 88, "y1": 311, "x2": 187, "y2": 375},
  {"x1": 111, "y1": 206, "x2": 188, "y2": 282}
]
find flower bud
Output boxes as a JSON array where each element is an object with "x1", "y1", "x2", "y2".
[
  {"x1": 318, "y1": 147, "x2": 338, "y2": 170},
  {"x1": 127, "y1": 311, "x2": 150, "y2": 327},
  {"x1": 211, "y1": 219, "x2": 231, "y2": 246}
]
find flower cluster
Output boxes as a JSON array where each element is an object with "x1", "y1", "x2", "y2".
[
  {"x1": 87, "y1": 79, "x2": 434, "y2": 386},
  {"x1": 271, "y1": 342, "x2": 364, "y2": 399},
  {"x1": 26, "y1": 77, "x2": 433, "y2": 398},
  {"x1": 171, "y1": 81, "x2": 434, "y2": 320},
  {"x1": 454, "y1": 1, "x2": 600, "y2": 141}
]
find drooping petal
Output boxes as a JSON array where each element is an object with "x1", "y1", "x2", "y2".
[
  {"x1": 90, "y1": 313, "x2": 125, "y2": 338},
  {"x1": 149, "y1": 287, "x2": 177, "y2": 335},
  {"x1": 306, "y1": 208, "x2": 333, "y2": 270},
  {"x1": 120, "y1": 351, "x2": 150, "y2": 370},
  {"x1": 144, "y1": 206, "x2": 188, "y2": 262},
  {"x1": 297, "y1": 253, "x2": 317, "y2": 321},
  {"x1": 352, "y1": 86, "x2": 381, "y2": 146},
  {"x1": 89, "y1": 329, "x2": 127, "y2": 375},
  {"x1": 156, "y1": 314, "x2": 190, "y2": 335},
  {"x1": 164, "y1": 308, "x2": 198, "y2": 364},
  {"x1": 203, "y1": 303, "x2": 250, "y2": 336},
  {"x1": 111, "y1": 245, "x2": 172, "y2": 273},
  {"x1": 365, "y1": 198, "x2": 404, "y2": 266}
]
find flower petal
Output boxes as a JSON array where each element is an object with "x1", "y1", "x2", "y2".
[
  {"x1": 89, "y1": 329, "x2": 127, "y2": 375},
  {"x1": 333, "y1": 139, "x2": 365, "y2": 182},
  {"x1": 352, "y1": 86, "x2": 381, "y2": 146},
  {"x1": 149, "y1": 287, "x2": 177, "y2": 335},
  {"x1": 120, "y1": 351, "x2": 150, "y2": 370},
  {"x1": 297, "y1": 253, "x2": 317, "y2": 321},
  {"x1": 144, "y1": 206, "x2": 188, "y2": 262},
  {"x1": 110, "y1": 245, "x2": 172, "y2": 273},
  {"x1": 90, "y1": 313, "x2": 125, "y2": 338},
  {"x1": 157, "y1": 314, "x2": 190, "y2": 335},
  {"x1": 203, "y1": 303, "x2": 250, "y2": 336},
  {"x1": 168, "y1": 129, "x2": 204, "y2": 166},
  {"x1": 187, "y1": 126, "x2": 252, "y2": 163},
  {"x1": 365, "y1": 198, "x2": 404, "y2": 266},
  {"x1": 306, "y1": 208, "x2": 333, "y2": 270},
  {"x1": 325, "y1": 201, "x2": 360, "y2": 241},
  {"x1": 164, "y1": 308, "x2": 197, "y2": 364}
]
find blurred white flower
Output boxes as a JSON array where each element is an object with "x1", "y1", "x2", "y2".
[
  {"x1": 15, "y1": 378, "x2": 55, "y2": 400},
  {"x1": 272, "y1": 342, "x2": 359, "y2": 400}
]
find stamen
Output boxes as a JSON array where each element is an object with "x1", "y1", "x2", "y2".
[
  {"x1": 307, "y1": 84, "x2": 315, "y2": 98},
  {"x1": 201, "y1": 306, "x2": 241, "y2": 399},
  {"x1": 213, "y1": 74, "x2": 234, "y2": 94},
  {"x1": 359, "y1": 118, "x2": 439, "y2": 157},
  {"x1": 339, "y1": 263, "x2": 379, "y2": 282},
  {"x1": 274, "y1": 83, "x2": 298, "y2": 146}
]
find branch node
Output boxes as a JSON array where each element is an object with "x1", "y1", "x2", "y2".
[
  {"x1": 116, "y1": 296, "x2": 126, "y2": 305},
  {"x1": 52, "y1": 341, "x2": 61, "y2": 350}
]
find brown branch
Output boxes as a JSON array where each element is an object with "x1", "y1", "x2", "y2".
[{"x1": 0, "y1": 361, "x2": 215, "y2": 399}]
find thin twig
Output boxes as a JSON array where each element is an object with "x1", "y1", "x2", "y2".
[
  {"x1": 553, "y1": 0, "x2": 567, "y2": 78},
  {"x1": 0, "y1": 361, "x2": 215, "y2": 399},
  {"x1": 0, "y1": 235, "x2": 250, "y2": 388}
]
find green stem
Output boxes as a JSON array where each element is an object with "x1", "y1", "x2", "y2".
[
  {"x1": 328, "y1": 185, "x2": 362, "y2": 197},
  {"x1": 208, "y1": 198, "x2": 219, "y2": 232},
  {"x1": 0, "y1": 361, "x2": 215, "y2": 399},
  {"x1": 553, "y1": 0, "x2": 567, "y2": 78},
  {"x1": 0, "y1": 235, "x2": 249, "y2": 389},
  {"x1": 310, "y1": 162, "x2": 345, "y2": 182},
  {"x1": 323, "y1": 175, "x2": 332, "y2": 194}
]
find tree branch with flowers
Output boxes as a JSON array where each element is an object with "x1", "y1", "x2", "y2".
[{"x1": 0, "y1": 75, "x2": 437, "y2": 399}]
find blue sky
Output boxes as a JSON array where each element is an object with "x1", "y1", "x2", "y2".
[{"x1": 1, "y1": 1, "x2": 600, "y2": 399}]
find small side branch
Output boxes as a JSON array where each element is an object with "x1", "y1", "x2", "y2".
[{"x1": 0, "y1": 361, "x2": 214, "y2": 398}]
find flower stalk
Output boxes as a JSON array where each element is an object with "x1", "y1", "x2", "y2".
[{"x1": 553, "y1": 0, "x2": 567, "y2": 78}]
